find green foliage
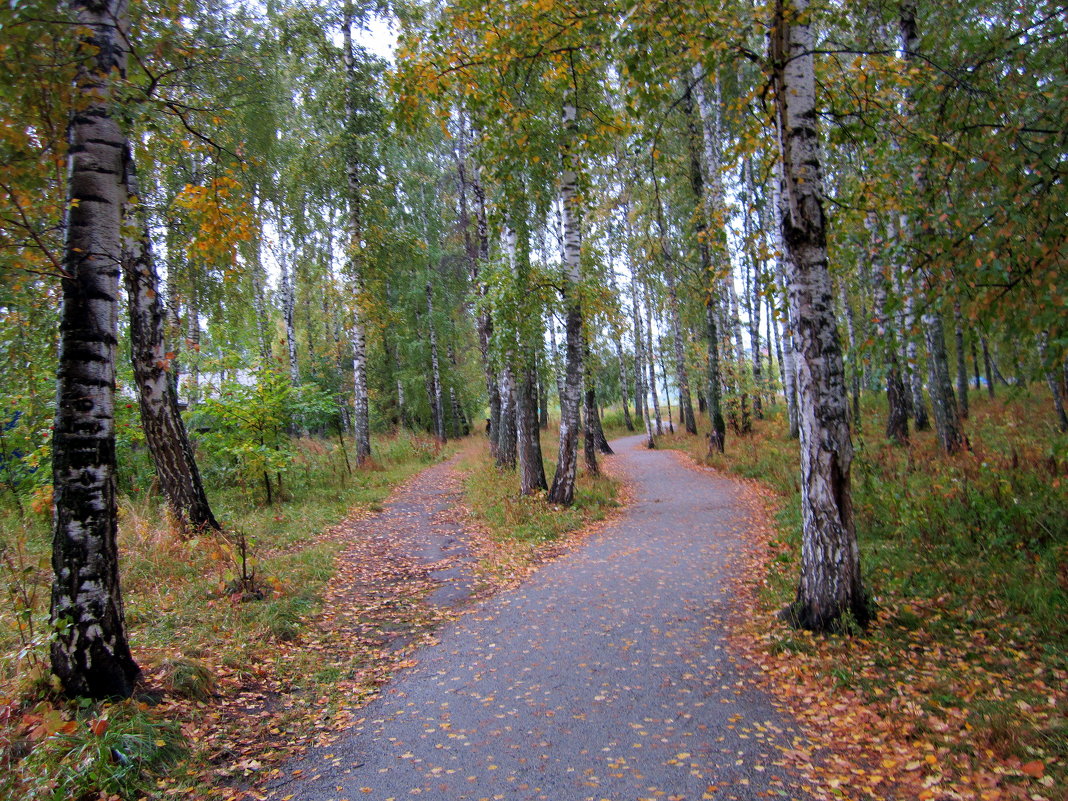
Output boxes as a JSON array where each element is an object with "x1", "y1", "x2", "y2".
[{"x1": 190, "y1": 365, "x2": 336, "y2": 502}]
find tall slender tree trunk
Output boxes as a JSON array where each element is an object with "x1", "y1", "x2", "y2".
[
  {"x1": 703, "y1": 298, "x2": 726, "y2": 453},
  {"x1": 518, "y1": 356, "x2": 547, "y2": 492},
  {"x1": 630, "y1": 277, "x2": 647, "y2": 428},
  {"x1": 896, "y1": 249, "x2": 929, "y2": 429},
  {"x1": 583, "y1": 383, "x2": 599, "y2": 476},
  {"x1": 426, "y1": 282, "x2": 446, "y2": 443},
  {"x1": 767, "y1": 292, "x2": 781, "y2": 396},
  {"x1": 659, "y1": 346, "x2": 675, "y2": 434},
  {"x1": 954, "y1": 303, "x2": 969, "y2": 419},
  {"x1": 838, "y1": 281, "x2": 862, "y2": 427},
  {"x1": 623, "y1": 205, "x2": 646, "y2": 427},
  {"x1": 778, "y1": 260, "x2": 800, "y2": 439},
  {"x1": 866, "y1": 215, "x2": 909, "y2": 444},
  {"x1": 900, "y1": 0, "x2": 962, "y2": 454},
  {"x1": 184, "y1": 297, "x2": 200, "y2": 407},
  {"x1": 923, "y1": 309, "x2": 963, "y2": 452},
  {"x1": 982, "y1": 337, "x2": 995, "y2": 398},
  {"x1": 772, "y1": 0, "x2": 867, "y2": 632},
  {"x1": 447, "y1": 343, "x2": 469, "y2": 437},
  {"x1": 248, "y1": 212, "x2": 272, "y2": 364},
  {"x1": 123, "y1": 157, "x2": 220, "y2": 533},
  {"x1": 548, "y1": 100, "x2": 585, "y2": 506},
  {"x1": 684, "y1": 77, "x2": 726, "y2": 452},
  {"x1": 606, "y1": 263, "x2": 634, "y2": 431},
  {"x1": 1038, "y1": 333, "x2": 1068, "y2": 432},
  {"x1": 280, "y1": 247, "x2": 299, "y2": 386},
  {"x1": 343, "y1": 6, "x2": 370, "y2": 463},
  {"x1": 772, "y1": 167, "x2": 800, "y2": 439},
  {"x1": 455, "y1": 111, "x2": 499, "y2": 454},
  {"x1": 643, "y1": 283, "x2": 664, "y2": 435},
  {"x1": 742, "y1": 157, "x2": 765, "y2": 419},
  {"x1": 538, "y1": 355, "x2": 549, "y2": 430},
  {"x1": 652, "y1": 176, "x2": 697, "y2": 435},
  {"x1": 495, "y1": 367, "x2": 517, "y2": 467},
  {"x1": 51, "y1": 0, "x2": 140, "y2": 699}
]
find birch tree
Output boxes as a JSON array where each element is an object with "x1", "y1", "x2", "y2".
[
  {"x1": 123, "y1": 157, "x2": 220, "y2": 532},
  {"x1": 51, "y1": 0, "x2": 140, "y2": 698},
  {"x1": 771, "y1": 0, "x2": 869, "y2": 632}
]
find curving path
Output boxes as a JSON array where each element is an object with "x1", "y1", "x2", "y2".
[{"x1": 272, "y1": 435, "x2": 814, "y2": 801}]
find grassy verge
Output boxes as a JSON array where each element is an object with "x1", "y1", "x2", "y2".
[
  {"x1": 651, "y1": 387, "x2": 1067, "y2": 799},
  {"x1": 455, "y1": 431, "x2": 621, "y2": 585},
  {"x1": 0, "y1": 430, "x2": 452, "y2": 799}
]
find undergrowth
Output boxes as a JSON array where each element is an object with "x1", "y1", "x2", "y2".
[{"x1": 0, "y1": 429, "x2": 450, "y2": 799}]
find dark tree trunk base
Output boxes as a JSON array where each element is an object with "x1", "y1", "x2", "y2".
[{"x1": 779, "y1": 594, "x2": 875, "y2": 634}]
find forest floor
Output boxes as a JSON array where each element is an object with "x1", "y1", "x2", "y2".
[{"x1": 264, "y1": 434, "x2": 818, "y2": 801}]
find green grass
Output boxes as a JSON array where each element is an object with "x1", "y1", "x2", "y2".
[
  {"x1": 458, "y1": 435, "x2": 620, "y2": 545},
  {"x1": 0, "y1": 699, "x2": 188, "y2": 801}
]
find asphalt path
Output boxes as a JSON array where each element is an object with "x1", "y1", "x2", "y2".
[{"x1": 273, "y1": 434, "x2": 815, "y2": 801}]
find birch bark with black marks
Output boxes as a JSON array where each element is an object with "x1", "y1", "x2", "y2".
[
  {"x1": 772, "y1": 0, "x2": 868, "y2": 632},
  {"x1": 547, "y1": 100, "x2": 585, "y2": 506},
  {"x1": 741, "y1": 157, "x2": 764, "y2": 419},
  {"x1": 343, "y1": 5, "x2": 370, "y2": 463},
  {"x1": 123, "y1": 156, "x2": 220, "y2": 534},
  {"x1": 51, "y1": 0, "x2": 140, "y2": 699},
  {"x1": 683, "y1": 77, "x2": 726, "y2": 451},
  {"x1": 455, "y1": 112, "x2": 499, "y2": 453},
  {"x1": 279, "y1": 242, "x2": 299, "y2": 386},
  {"x1": 771, "y1": 173, "x2": 800, "y2": 439}
]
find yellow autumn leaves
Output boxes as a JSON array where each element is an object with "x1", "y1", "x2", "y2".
[{"x1": 171, "y1": 171, "x2": 254, "y2": 274}]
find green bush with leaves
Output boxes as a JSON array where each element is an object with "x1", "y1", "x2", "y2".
[{"x1": 189, "y1": 366, "x2": 336, "y2": 504}]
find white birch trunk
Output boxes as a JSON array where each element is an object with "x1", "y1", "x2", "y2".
[
  {"x1": 280, "y1": 244, "x2": 299, "y2": 386},
  {"x1": 50, "y1": 0, "x2": 140, "y2": 699},
  {"x1": 643, "y1": 283, "x2": 664, "y2": 435},
  {"x1": 547, "y1": 101, "x2": 585, "y2": 506},
  {"x1": 426, "y1": 282, "x2": 446, "y2": 443},
  {"x1": 344, "y1": 7, "x2": 371, "y2": 462},
  {"x1": 773, "y1": 0, "x2": 867, "y2": 631}
]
